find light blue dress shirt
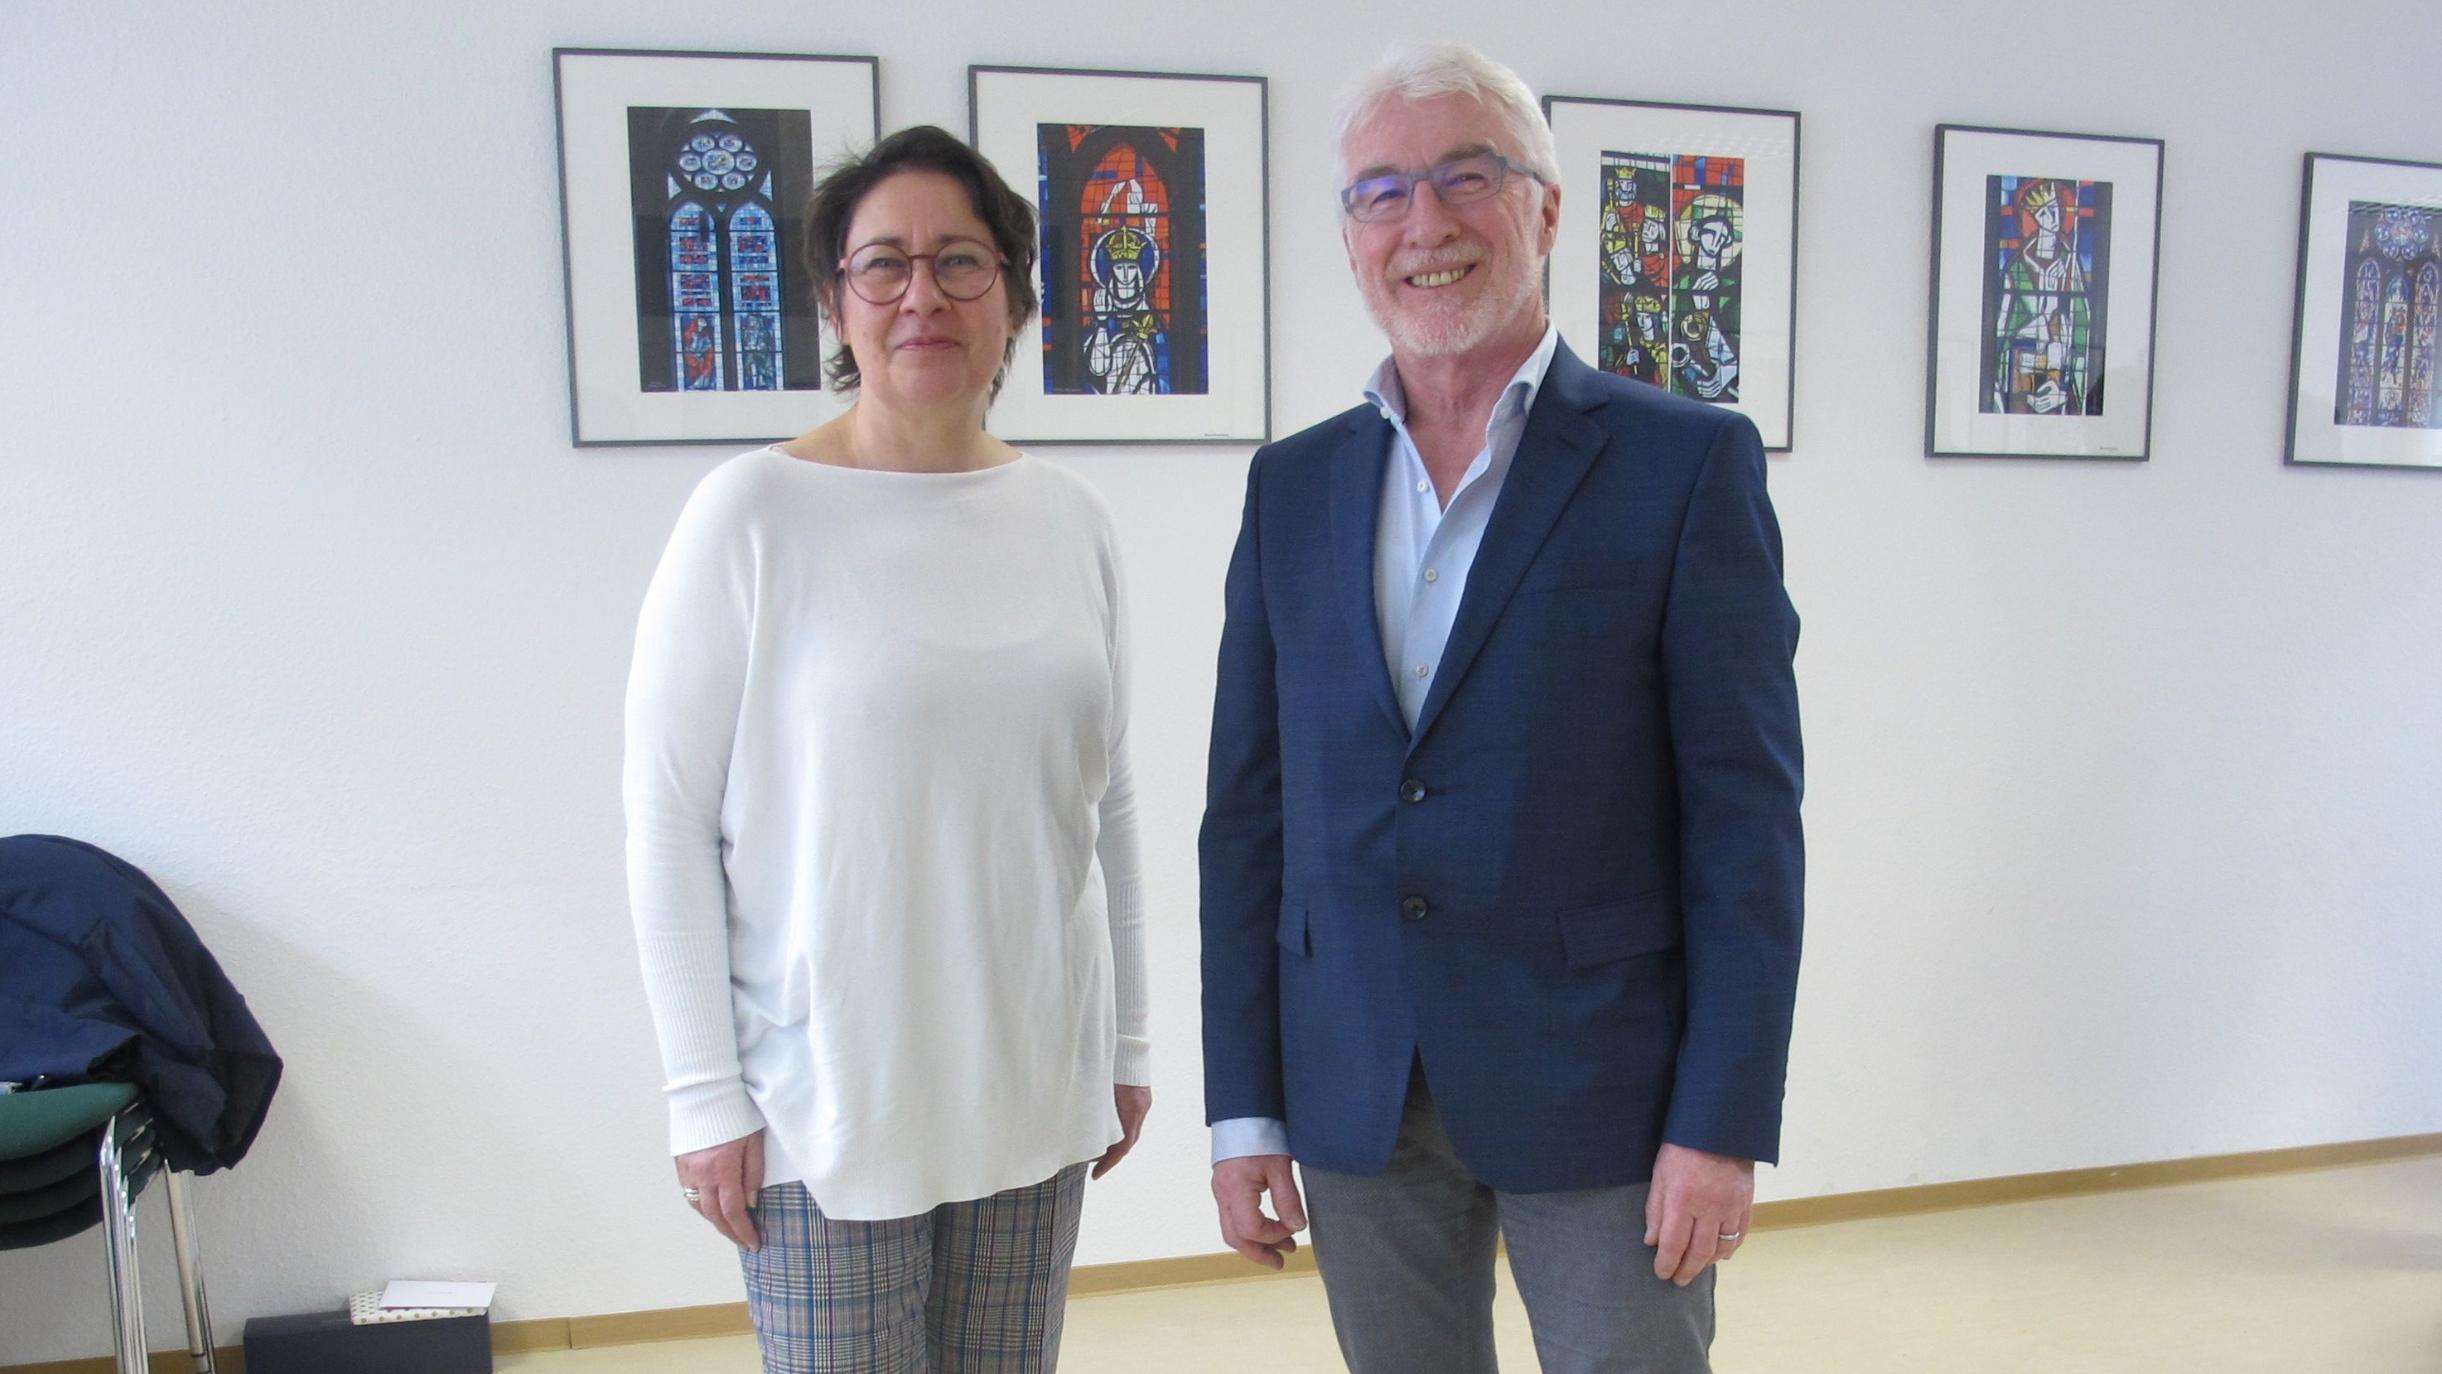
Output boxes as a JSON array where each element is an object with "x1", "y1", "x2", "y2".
[{"x1": 1212, "y1": 323, "x2": 1562, "y2": 1164}]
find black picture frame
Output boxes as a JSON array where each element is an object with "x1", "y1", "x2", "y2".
[
  {"x1": 2284, "y1": 151, "x2": 2442, "y2": 471},
  {"x1": 553, "y1": 47, "x2": 879, "y2": 447},
  {"x1": 1926, "y1": 123, "x2": 2165, "y2": 461},
  {"x1": 1542, "y1": 94, "x2": 1802, "y2": 452},
  {"x1": 969, "y1": 64, "x2": 1272, "y2": 445}
]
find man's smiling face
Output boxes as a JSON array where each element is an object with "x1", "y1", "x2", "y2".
[{"x1": 1338, "y1": 93, "x2": 1558, "y2": 360}]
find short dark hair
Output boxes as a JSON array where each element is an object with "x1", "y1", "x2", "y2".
[{"x1": 801, "y1": 125, "x2": 1039, "y2": 397}]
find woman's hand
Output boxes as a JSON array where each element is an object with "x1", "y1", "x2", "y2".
[
  {"x1": 676, "y1": 1129, "x2": 765, "y2": 1251},
  {"x1": 1092, "y1": 1085, "x2": 1152, "y2": 1180}
]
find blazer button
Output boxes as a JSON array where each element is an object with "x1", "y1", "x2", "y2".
[
  {"x1": 1401, "y1": 895, "x2": 1430, "y2": 922},
  {"x1": 1399, "y1": 779, "x2": 1427, "y2": 803}
]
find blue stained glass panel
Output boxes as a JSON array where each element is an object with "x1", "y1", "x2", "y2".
[
  {"x1": 730, "y1": 203, "x2": 783, "y2": 391},
  {"x1": 629, "y1": 105, "x2": 819, "y2": 393},
  {"x1": 2334, "y1": 200, "x2": 2442, "y2": 428}
]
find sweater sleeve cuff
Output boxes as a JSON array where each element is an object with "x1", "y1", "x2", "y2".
[
  {"x1": 1113, "y1": 1034, "x2": 1152, "y2": 1088},
  {"x1": 666, "y1": 1076, "x2": 767, "y2": 1156}
]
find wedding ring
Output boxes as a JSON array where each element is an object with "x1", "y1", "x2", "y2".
[{"x1": 682, "y1": 1186, "x2": 702, "y2": 1202}]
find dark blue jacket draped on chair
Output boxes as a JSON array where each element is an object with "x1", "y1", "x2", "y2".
[{"x1": 0, "y1": 834, "x2": 280, "y2": 1173}]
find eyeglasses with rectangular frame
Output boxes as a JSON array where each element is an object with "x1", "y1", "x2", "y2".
[
  {"x1": 1340, "y1": 152, "x2": 1546, "y2": 223},
  {"x1": 840, "y1": 238, "x2": 1006, "y2": 305}
]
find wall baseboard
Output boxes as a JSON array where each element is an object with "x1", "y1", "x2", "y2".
[
  {"x1": 9, "y1": 1131, "x2": 2433, "y2": 1373},
  {"x1": 1745, "y1": 1130, "x2": 2442, "y2": 1230}
]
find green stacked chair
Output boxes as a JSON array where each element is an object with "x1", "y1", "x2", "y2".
[{"x1": 0, "y1": 1082, "x2": 218, "y2": 1374}]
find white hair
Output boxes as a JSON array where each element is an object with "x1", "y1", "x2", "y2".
[{"x1": 1330, "y1": 44, "x2": 1559, "y2": 189}]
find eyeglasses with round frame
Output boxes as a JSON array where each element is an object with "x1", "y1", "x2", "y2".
[
  {"x1": 1340, "y1": 151, "x2": 1546, "y2": 224},
  {"x1": 839, "y1": 237, "x2": 1007, "y2": 305}
]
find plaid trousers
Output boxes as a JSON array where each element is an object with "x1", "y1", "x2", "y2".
[{"x1": 740, "y1": 1164, "x2": 1090, "y2": 1373}]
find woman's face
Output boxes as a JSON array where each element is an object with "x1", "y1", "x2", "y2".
[{"x1": 832, "y1": 170, "x2": 1016, "y2": 415}]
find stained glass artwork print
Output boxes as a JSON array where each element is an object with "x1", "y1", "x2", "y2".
[
  {"x1": 626, "y1": 106, "x2": 821, "y2": 394},
  {"x1": 1595, "y1": 152, "x2": 1743, "y2": 403},
  {"x1": 1035, "y1": 124, "x2": 1211, "y2": 395},
  {"x1": 1979, "y1": 176, "x2": 2113, "y2": 416},
  {"x1": 2332, "y1": 201, "x2": 2441, "y2": 429}
]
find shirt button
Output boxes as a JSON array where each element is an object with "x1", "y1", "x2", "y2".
[
  {"x1": 1413, "y1": 664, "x2": 1429, "y2": 678},
  {"x1": 1423, "y1": 567, "x2": 1439, "y2": 583},
  {"x1": 1401, "y1": 895, "x2": 1430, "y2": 922},
  {"x1": 1416, "y1": 479, "x2": 1430, "y2": 494},
  {"x1": 1400, "y1": 779, "x2": 1427, "y2": 803}
]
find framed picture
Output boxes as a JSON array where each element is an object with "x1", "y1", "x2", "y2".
[
  {"x1": 1544, "y1": 96, "x2": 1800, "y2": 451},
  {"x1": 1927, "y1": 124, "x2": 2163, "y2": 460},
  {"x1": 2285, "y1": 152, "x2": 2442, "y2": 470},
  {"x1": 969, "y1": 65, "x2": 1270, "y2": 444},
  {"x1": 553, "y1": 48, "x2": 878, "y2": 447}
]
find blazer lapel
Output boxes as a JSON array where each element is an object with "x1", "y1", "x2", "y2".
[
  {"x1": 1328, "y1": 406, "x2": 1407, "y2": 738},
  {"x1": 1407, "y1": 344, "x2": 1611, "y2": 751}
]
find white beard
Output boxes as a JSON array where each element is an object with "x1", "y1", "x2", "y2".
[{"x1": 1364, "y1": 256, "x2": 1545, "y2": 358}]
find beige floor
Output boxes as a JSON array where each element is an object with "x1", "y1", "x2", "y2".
[{"x1": 501, "y1": 1156, "x2": 2442, "y2": 1373}]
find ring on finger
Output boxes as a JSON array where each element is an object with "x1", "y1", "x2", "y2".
[{"x1": 682, "y1": 1186, "x2": 702, "y2": 1203}]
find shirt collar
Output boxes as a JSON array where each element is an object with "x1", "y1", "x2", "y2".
[{"x1": 1362, "y1": 320, "x2": 1562, "y2": 438}]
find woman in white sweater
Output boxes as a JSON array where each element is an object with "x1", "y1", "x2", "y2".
[{"x1": 623, "y1": 125, "x2": 1150, "y2": 1373}]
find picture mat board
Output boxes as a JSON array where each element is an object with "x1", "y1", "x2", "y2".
[
  {"x1": 1929, "y1": 126, "x2": 2160, "y2": 458},
  {"x1": 2287, "y1": 153, "x2": 2442, "y2": 468},
  {"x1": 1546, "y1": 98, "x2": 1798, "y2": 450},
  {"x1": 971, "y1": 67, "x2": 1269, "y2": 443},
  {"x1": 557, "y1": 49, "x2": 876, "y2": 445}
]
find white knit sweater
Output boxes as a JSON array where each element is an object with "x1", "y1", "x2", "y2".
[{"x1": 623, "y1": 447, "x2": 1149, "y2": 1220}]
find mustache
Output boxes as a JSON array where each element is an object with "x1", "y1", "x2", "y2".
[{"x1": 1393, "y1": 250, "x2": 1481, "y2": 277}]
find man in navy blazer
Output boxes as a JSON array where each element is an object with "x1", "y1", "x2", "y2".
[{"x1": 1199, "y1": 45, "x2": 1802, "y2": 1373}]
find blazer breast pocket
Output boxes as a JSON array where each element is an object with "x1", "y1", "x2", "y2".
[{"x1": 1514, "y1": 556, "x2": 1643, "y2": 596}]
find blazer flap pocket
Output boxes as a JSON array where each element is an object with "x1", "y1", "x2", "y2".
[
  {"x1": 1557, "y1": 894, "x2": 1678, "y2": 968},
  {"x1": 1517, "y1": 556, "x2": 1641, "y2": 595},
  {"x1": 1277, "y1": 901, "x2": 1310, "y2": 957}
]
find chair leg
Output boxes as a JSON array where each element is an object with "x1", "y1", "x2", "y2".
[
  {"x1": 96, "y1": 1113, "x2": 149, "y2": 1374},
  {"x1": 163, "y1": 1171, "x2": 218, "y2": 1373}
]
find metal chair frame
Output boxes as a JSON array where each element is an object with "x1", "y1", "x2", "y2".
[{"x1": 94, "y1": 1106, "x2": 217, "y2": 1374}]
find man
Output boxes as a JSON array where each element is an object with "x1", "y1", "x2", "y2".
[{"x1": 1199, "y1": 45, "x2": 1802, "y2": 1374}]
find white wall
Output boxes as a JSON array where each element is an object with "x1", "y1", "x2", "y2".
[{"x1": 5, "y1": 0, "x2": 2439, "y2": 1362}]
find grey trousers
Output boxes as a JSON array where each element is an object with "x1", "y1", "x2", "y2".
[{"x1": 1301, "y1": 1072, "x2": 1715, "y2": 1374}]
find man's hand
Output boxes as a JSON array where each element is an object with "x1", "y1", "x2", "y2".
[
  {"x1": 676, "y1": 1129, "x2": 765, "y2": 1252},
  {"x1": 1212, "y1": 1153, "x2": 1307, "y2": 1269},
  {"x1": 1094, "y1": 1085, "x2": 1153, "y2": 1179},
  {"x1": 1643, "y1": 1142, "x2": 1753, "y2": 1285}
]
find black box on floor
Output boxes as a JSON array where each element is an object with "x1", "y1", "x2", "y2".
[{"x1": 243, "y1": 1307, "x2": 492, "y2": 1374}]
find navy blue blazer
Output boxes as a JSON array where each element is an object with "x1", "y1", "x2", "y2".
[{"x1": 1199, "y1": 342, "x2": 1803, "y2": 1192}]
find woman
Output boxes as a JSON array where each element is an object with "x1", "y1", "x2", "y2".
[{"x1": 623, "y1": 125, "x2": 1150, "y2": 1373}]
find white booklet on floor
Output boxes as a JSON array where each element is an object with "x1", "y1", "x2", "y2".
[{"x1": 378, "y1": 1280, "x2": 496, "y2": 1311}]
